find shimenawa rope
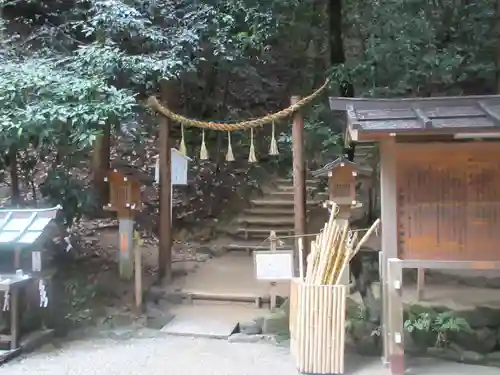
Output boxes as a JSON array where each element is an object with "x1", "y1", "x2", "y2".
[{"x1": 147, "y1": 78, "x2": 330, "y2": 132}]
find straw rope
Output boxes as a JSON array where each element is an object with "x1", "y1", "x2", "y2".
[{"x1": 147, "y1": 78, "x2": 330, "y2": 132}]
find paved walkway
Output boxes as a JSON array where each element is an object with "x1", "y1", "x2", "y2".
[{"x1": 0, "y1": 335, "x2": 499, "y2": 375}]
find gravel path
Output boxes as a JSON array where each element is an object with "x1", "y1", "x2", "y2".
[
  {"x1": 0, "y1": 336, "x2": 297, "y2": 375},
  {"x1": 1, "y1": 334, "x2": 499, "y2": 375}
]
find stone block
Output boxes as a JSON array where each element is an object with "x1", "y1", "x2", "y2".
[
  {"x1": 262, "y1": 310, "x2": 289, "y2": 335},
  {"x1": 451, "y1": 327, "x2": 497, "y2": 354},
  {"x1": 239, "y1": 319, "x2": 263, "y2": 335},
  {"x1": 486, "y1": 351, "x2": 500, "y2": 366},
  {"x1": 228, "y1": 333, "x2": 265, "y2": 343},
  {"x1": 278, "y1": 298, "x2": 290, "y2": 318}
]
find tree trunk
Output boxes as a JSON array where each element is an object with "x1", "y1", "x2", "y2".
[
  {"x1": 329, "y1": 0, "x2": 353, "y2": 97},
  {"x1": 9, "y1": 146, "x2": 21, "y2": 206},
  {"x1": 496, "y1": 0, "x2": 500, "y2": 93},
  {"x1": 92, "y1": 124, "x2": 111, "y2": 208}
]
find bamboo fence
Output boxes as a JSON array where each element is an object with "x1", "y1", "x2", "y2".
[{"x1": 290, "y1": 202, "x2": 380, "y2": 374}]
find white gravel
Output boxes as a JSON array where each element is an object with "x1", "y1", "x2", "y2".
[
  {"x1": 0, "y1": 336, "x2": 297, "y2": 375},
  {"x1": 2, "y1": 335, "x2": 500, "y2": 375}
]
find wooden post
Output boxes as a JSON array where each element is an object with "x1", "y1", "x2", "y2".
[
  {"x1": 158, "y1": 83, "x2": 172, "y2": 282},
  {"x1": 417, "y1": 268, "x2": 425, "y2": 301},
  {"x1": 10, "y1": 288, "x2": 19, "y2": 350},
  {"x1": 269, "y1": 230, "x2": 277, "y2": 311},
  {"x1": 118, "y1": 214, "x2": 134, "y2": 280},
  {"x1": 291, "y1": 96, "x2": 308, "y2": 271},
  {"x1": 388, "y1": 258, "x2": 405, "y2": 375},
  {"x1": 134, "y1": 231, "x2": 143, "y2": 311},
  {"x1": 380, "y1": 138, "x2": 398, "y2": 367}
]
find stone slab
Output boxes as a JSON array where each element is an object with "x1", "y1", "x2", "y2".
[
  {"x1": 160, "y1": 302, "x2": 260, "y2": 339},
  {"x1": 160, "y1": 315, "x2": 238, "y2": 339}
]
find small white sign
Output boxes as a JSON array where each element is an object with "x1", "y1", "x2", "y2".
[
  {"x1": 254, "y1": 250, "x2": 294, "y2": 281},
  {"x1": 32, "y1": 251, "x2": 42, "y2": 272},
  {"x1": 155, "y1": 149, "x2": 192, "y2": 185}
]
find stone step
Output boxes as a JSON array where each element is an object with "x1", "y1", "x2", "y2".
[
  {"x1": 235, "y1": 227, "x2": 294, "y2": 240},
  {"x1": 222, "y1": 241, "x2": 293, "y2": 254},
  {"x1": 166, "y1": 291, "x2": 269, "y2": 308},
  {"x1": 275, "y1": 178, "x2": 317, "y2": 186},
  {"x1": 243, "y1": 207, "x2": 295, "y2": 216},
  {"x1": 277, "y1": 184, "x2": 319, "y2": 192},
  {"x1": 269, "y1": 190, "x2": 328, "y2": 200},
  {"x1": 251, "y1": 199, "x2": 323, "y2": 207},
  {"x1": 236, "y1": 215, "x2": 294, "y2": 226}
]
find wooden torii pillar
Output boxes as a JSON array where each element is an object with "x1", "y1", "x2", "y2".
[{"x1": 291, "y1": 95, "x2": 308, "y2": 270}]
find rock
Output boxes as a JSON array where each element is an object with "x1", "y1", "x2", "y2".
[
  {"x1": 486, "y1": 351, "x2": 500, "y2": 363},
  {"x1": 427, "y1": 347, "x2": 462, "y2": 362},
  {"x1": 278, "y1": 298, "x2": 290, "y2": 318},
  {"x1": 146, "y1": 314, "x2": 175, "y2": 330},
  {"x1": 135, "y1": 328, "x2": 163, "y2": 339},
  {"x1": 460, "y1": 350, "x2": 485, "y2": 363},
  {"x1": 262, "y1": 310, "x2": 289, "y2": 336},
  {"x1": 145, "y1": 303, "x2": 175, "y2": 330},
  {"x1": 409, "y1": 330, "x2": 438, "y2": 349},
  {"x1": 348, "y1": 320, "x2": 381, "y2": 356},
  {"x1": 428, "y1": 345, "x2": 485, "y2": 364},
  {"x1": 108, "y1": 314, "x2": 135, "y2": 328},
  {"x1": 108, "y1": 328, "x2": 135, "y2": 341},
  {"x1": 193, "y1": 227, "x2": 214, "y2": 242},
  {"x1": 452, "y1": 327, "x2": 497, "y2": 354},
  {"x1": 456, "y1": 307, "x2": 500, "y2": 329},
  {"x1": 147, "y1": 285, "x2": 167, "y2": 302},
  {"x1": 175, "y1": 228, "x2": 190, "y2": 242},
  {"x1": 37, "y1": 343, "x2": 59, "y2": 353},
  {"x1": 228, "y1": 333, "x2": 265, "y2": 343},
  {"x1": 196, "y1": 246, "x2": 216, "y2": 257},
  {"x1": 404, "y1": 330, "x2": 426, "y2": 355},
  {"x1": 196, "y1": 253, "x2": 211, "y2": 262},
  {"x1": 346, "y1": 297, "x2": 363, "y2": 319},
  {"x1": 239, "y1": 319, "x2": 263, "y2": 335},
  {"x1": 162, "y1": 292, "x2": 184, "y2": 305}
]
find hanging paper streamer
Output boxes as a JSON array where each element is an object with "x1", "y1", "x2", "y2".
[
  {"x1": 226, "y1": 131, "x2": 235, "y2": 162},
  {"x1": 179, "y1": 124, "x2": 187, "y2": 156},
  {"x1": 248, "y1": 128, "x2": 257, "y2": 163},
  {"x1": 64, "y1": 234, "x2": 73, "y2": 252},
  {"x1": 2, "y1": 291, "x2": 9, "y2": 311},
  {"x1": 39, "y1": 280, "x2": 48, "y2": 308},
  {"x1": 199, "y1": 129, "x2": 208, "y2": 160},
  {"x1": 269, "y1": 121, "x2": 279, "y2": 156}
]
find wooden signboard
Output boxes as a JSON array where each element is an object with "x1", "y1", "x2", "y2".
[
  {"x1": 397, "y1": 142, "x2": 500, "y2": 261},
  {"x1": 254, "y1": 250, "x2": 294, "y2": 281}
]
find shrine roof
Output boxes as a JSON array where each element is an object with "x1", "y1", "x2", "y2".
[
  {"x1": 0, "y1": 206, "x2": 60, "y2": 246},
  {"x1": 312, "y1": 156, "x2": 371, "y2": 177},
  {"x1": 109, "y1": 162, "x2": 153, "y2": 183},
  {"x1": 329, "y1": 95, "x2": 500, "y2": 141}
]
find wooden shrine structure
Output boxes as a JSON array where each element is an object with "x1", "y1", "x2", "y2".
[
  {"x1": 104, "y1": 163, "x2": 151, "y2": 280},
  {"x1": 329, "y1": 94, "x2": 500, "y2": 375},
  {"x1": 0, "y1": 206, "x2": 60, "y2": 363}
]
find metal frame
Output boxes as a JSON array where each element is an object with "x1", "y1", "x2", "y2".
[{"x1": 383, "y1": 258, "x2": 500, "y2": 375}]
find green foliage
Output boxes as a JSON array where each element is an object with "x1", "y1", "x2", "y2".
[
  {"x1": 346, "y1": 304, "x2": 380, "y2": 337},
  {"x1": 0, "y1": 56, "x2": 135, "y2": 146},
  {"x1": 336, "y1": 0, "x2": 498, "y2": 97},
  {"x1": 39, "y1": 167, "x2": 99, "y2": 227},
  {"x1": 1, "y1": 0, "x2": 500, "y2": 222},
  {"x1": 0, "y1": 0, "x2": 296, "y2": 224},
  {"x1": 63, "y1": 278, "x2": 98, "y2": 324},
  {"x1": 405, "y1": 310, "x2": 472, "y2": 347}
]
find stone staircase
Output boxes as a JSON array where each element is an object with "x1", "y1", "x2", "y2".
[{"x1": 222, "y1": 178, "x2": 328, "y2": 253}]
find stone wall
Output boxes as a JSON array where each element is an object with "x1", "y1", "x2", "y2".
[{"x1": 346, "y1": 297, "x2": 500, "y2": 367}]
